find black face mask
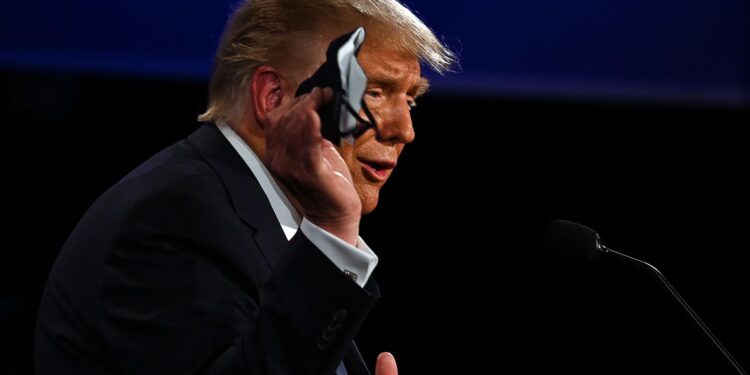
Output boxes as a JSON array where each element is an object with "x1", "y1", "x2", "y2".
[{"x1": 295, "y1": 27, "x2": 378, "y2": 145}]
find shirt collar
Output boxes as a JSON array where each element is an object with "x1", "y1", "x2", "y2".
[{"x1": 216, "y1": 122, "x2": 301, "y2": 240}]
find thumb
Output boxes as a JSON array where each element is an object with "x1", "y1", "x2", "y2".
[{"x1": 375, "y1": 352, "x2": 398, "y2": 375}]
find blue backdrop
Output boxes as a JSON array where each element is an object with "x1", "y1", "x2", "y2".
[{"x1": 1, "y1": 0, "x2": 747, "y2": 105}]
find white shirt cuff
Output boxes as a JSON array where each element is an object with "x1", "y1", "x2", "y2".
[{"x1": 299, "y1": 218, "x2": 378, "y2": 288}]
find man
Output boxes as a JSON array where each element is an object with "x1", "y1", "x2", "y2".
[{"x1": 35, "y1": 0, "x2": 455, "y2": 373}]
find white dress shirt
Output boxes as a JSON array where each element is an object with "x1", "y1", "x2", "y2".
[{"x1": 217, "y1": 123, "x2": 378, "y2": 288}]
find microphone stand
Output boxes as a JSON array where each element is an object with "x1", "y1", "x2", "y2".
[{"x1": 600, "y1": 245, "x2": 747, "y2": 375}]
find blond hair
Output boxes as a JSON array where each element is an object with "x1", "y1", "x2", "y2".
[{"x1": 198, "y1": 0, "x2": 456, "y2": 124}]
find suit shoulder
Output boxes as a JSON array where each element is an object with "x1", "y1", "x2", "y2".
[
  {"x1": 85, "y1": 140, "x2": 231, "y2": 226},
  {"x1": 121, "y1": 139, "x2": 222, "y2": 196}
]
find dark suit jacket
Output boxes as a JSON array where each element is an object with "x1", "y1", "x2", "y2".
[{"x1": 35, "y1": 124, "x2": 379, "y2": 374}]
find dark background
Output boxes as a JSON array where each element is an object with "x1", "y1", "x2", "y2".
[{"x1": 2, "y1": 0, "x2": 749, "y2": 373}]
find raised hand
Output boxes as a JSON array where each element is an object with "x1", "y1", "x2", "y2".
[{"x1": 262, "y1": 86, "x2": 362, "y2": 245}]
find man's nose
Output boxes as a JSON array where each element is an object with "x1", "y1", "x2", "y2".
[{"x1": 374, "y1": 102, "x2": 415, "y2": 144}]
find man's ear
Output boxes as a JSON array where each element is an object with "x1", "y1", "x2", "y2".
[{"x1": 251, "y1": 66, "x2": 286, "y2": 129}]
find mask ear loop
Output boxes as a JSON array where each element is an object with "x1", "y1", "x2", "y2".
[{"x1": 341, "y1": 97, "x2": 378, "y2": 139}]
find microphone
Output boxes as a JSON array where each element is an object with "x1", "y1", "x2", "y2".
[{"x1": 544, "y1": 219, "x2": 747, "y2": 375}]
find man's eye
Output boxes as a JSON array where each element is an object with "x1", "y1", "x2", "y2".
[
  {"x1": 407, "y1": 100, "x2": 417, "y2": 111},
  {"x1": 365, "y1": 90, "x2": 382, "y2": 99},
  {"x1": 364, "y1": 90, "x2": 384, "y2": 109}
]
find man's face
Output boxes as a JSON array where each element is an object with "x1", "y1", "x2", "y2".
[{"x1": 337, "y1": 44, "x2": 426, "y2": 214}]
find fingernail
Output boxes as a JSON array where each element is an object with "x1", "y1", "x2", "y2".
[{"x1": 378, "y1": 352, "x2": 393, "y2": 360}]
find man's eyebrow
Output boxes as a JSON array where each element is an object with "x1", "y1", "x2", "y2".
[
  {"x1": 415, "y1": 77, "x2": 430, "y2": 98},
  {"x1": 367, "y1": 76, "x2": 431, "y2": 97},
  {"x1": 367, "y1": 75, "x2": 400, "y2": 89}
]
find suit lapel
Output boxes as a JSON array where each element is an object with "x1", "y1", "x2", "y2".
[
  {"x1": 344, "y1": 341, "x2": 371, "y2": 375},
  {"x1": 187, "y1": 124, "x2": 372, "y2": 375},
  {"x1": 186, "y1": 123, "x2": 288, "y2": 268}
]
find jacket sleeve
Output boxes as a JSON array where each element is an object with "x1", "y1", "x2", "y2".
[{"x1": 98, "y1": 186, "x2": 379, "y2": 375}]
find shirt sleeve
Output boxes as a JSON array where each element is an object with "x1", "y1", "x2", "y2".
[{"x1": 299, "y1": 218, "x2": 378, "y2": 288}]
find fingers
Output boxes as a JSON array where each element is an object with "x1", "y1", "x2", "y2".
[
  {"x1": 278, "y1": 87, "x2": 334, "y2": 147},
  {"x1": 266, "y1": 86, "x2": 333, "y2": 128},
  {"x1": 292, "y1": 86, "x2": 335, "y2": 113},
  {"x1": 320, "y1": 87, "x2": 334, "y2": 105},
  {"x1": 375, "y1": 352, "x2": 398, "y2": 375},
  {"x1": 266, "y1": 87, "x2": 327, "y2": 164},
  {"x1": 322, "y1": 139, "x2": 352, "y2": 184},
  {"x1": 289, "y1": 87, "x2": 337, "y2": 170}
]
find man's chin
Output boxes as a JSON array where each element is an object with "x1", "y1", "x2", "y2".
[
  {"x1": 361, "y1": 203, "x2": 377, "y2": 215},
  {"x1": 360, "y1": 197, "x2": 379, "y2": 215},
  {"x1": 356, "y1": 186, "x2": 380, "y2": 215}
]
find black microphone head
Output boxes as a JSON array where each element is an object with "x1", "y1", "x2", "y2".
[{"x1": 544, "y1": 220, "x2": 603, "y2": 263}]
